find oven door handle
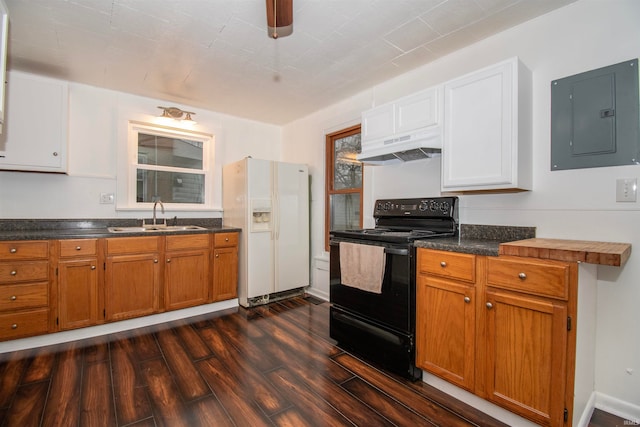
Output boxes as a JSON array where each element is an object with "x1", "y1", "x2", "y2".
[{"x1": 384, "y1": 247, "x2": 409, "y2": 256}]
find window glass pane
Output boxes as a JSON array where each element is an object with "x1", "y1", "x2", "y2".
[
  {"x1": 138, "y1": 133, "x2": 203, "y2": 170},
  {"x1": 333, "y1": 134, "x2": 362, "y2": 190},
  {"x1": 136, "y1": 169, "x2": 204, "y2": 204},
  {"x1": 330, "y1": 193, "x2": 360, "y2": 231}
]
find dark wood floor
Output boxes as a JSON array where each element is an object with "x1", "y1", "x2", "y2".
[{"x1": 0, "y1": 296, "x2": 629, "y2": 427}]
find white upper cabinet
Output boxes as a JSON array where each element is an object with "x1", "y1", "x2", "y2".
[
  {"x1": 362, "y1": 88, "x2": 439, "y2": 142},
  {"x1": 0, "y1": 0, "x2": 8, "y2": 133},
  {"x1": 0, "y1": 71, "x2": 69, "y2": 173},
  {"x1": 359, "y1": 87, "x2": 441, "y2": 163},
  {"x1": 441, "y1": 57, "x2": 532, "y2": 192}
]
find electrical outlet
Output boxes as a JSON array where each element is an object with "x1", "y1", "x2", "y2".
[
  {"x1": 100, "y1": 192, "x2": 115, "y2": 204},
  {"x1": 616, "y1": 178, "x2": 637, "y2": 202}
]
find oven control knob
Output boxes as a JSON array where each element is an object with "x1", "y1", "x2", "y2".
[
  {"x1": 418, "y1": 201, "x2": 428, "y2": 211},
  {"x1": 440, "y1": 201, "x2": 450, "y2": 213},
  {"x1": 384, "y1": 202, "x2": 392, "y2": 211},
  {"x1": 429, "y1": 200, "x2": 439, "y2": 211}
]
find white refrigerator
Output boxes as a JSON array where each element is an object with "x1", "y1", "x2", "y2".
[{"x1": 222, "y1": 157, "x2": 309, "y2": 307}]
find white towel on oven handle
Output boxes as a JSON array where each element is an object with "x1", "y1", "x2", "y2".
[{"x1": 339, "y1": 242, "x2": 386, "y2": 294}]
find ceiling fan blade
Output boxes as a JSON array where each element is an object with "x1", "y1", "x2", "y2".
[{"x1": 266, "y1": 0, "x2": 293, "y2": 38}]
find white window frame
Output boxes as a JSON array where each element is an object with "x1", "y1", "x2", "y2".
[{"x1": 126, "y1": 121, "x2": 214, "y2": 210}]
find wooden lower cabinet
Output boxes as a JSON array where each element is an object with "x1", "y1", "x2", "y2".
[
  {"x1": 105, "y1": 237, "x2": 161, "y2": 322},
  {"x1": 416, "y1": 250, "x2": 477, "y2": 392},
  {"x1": 212, "y1": 232, "x2": 239, "y2": 301},
  {"x1": 165, "y1": 234, "x2": 210, "y2": 310},
  {"x1": 0, "y1": 232, "x2": 240, "y2": 341},
  {"x1": 484, "y1": 288, "x2": 568, "y2": 426},
  {"x1": 417, "y1": 248, "x2": 576, "y2": 427},
  {"x1": 0, "y1": 240, "x2": 50, "y2": 340},
  {"x1": 56, "y1": 239, "x2": 100, "y2": 330},
  {"x1": 58, "y1": 258, "x2": 99, "y2": 330}
]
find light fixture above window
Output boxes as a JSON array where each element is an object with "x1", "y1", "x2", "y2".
[
  {"x1": 157, "y1": 106, "x2": 196, "y2": 123},
  {"x1": 266, "y1": 0, "x2": 293, "y2": 39}
]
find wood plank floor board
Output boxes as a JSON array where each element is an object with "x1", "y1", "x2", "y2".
[
  {"x1": 41, "y1": 343, "x2": 83, "y2": 427},
  {"x1": 197, "y1": 324, "x2": 290, "y2": 416},
  {"x1": 173, "y1": 321, "x2": 213, "y2": 360},
  {"x1": 196, "y1": 356, "x2": 272, "y2": 427},
  {"x1": 139, "y1": 357, "x2": 192, "y2": 427},
  {"x1": 0, "y1": 296, "x2": 625, "y2": 426},
  {"x1": 155, "y1": 328, "x2": 211, "y2": 401},
  {"x1": 265, "y1": 366, "x2": 354, "y2": 426},
  {"x1": 81, "y1": 361, "x2": 116, "y2": 427},
  {"x1": 3, "y1": 381, "x2": 48, "y2": 427}
]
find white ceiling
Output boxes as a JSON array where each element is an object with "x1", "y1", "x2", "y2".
[{"x1": 4, "y1": 0, "x2": 576, "y2": 125}]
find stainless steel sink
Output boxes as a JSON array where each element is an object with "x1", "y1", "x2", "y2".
[{"x1": 107, "y1": 225, "x2": 207, "y2": 233}]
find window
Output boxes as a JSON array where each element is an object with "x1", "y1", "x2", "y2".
[
  {"x1": 325, "y1": 125, "x2": 363, "y2": 250},
  {"x1": 128, "y1": 122, "x2": 213, "y2": 208}
]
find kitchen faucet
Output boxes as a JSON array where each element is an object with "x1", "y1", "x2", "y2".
[{"x1": 153, "y1": 199, "x2": 165, "y2": 226}]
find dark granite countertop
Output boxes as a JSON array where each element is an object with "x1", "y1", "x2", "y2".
[
  {"x1": 0, "y1": 218, "x2": 241, "y2": 241},
  {"x1": 414, "y1": 224, "x2": 536, "y2": 256}
]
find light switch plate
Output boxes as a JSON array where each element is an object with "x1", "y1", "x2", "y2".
[
  {"x1": 100, "y1": 192, "x2": 115, "y2": 204},
  {"x1": 616, "y1": 178, "x2": 637, "y2": 202}
]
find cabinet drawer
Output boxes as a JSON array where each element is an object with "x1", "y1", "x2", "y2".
[
  {"x1": 487, "y1": 257, "x2": 570, "y2": 300},
  {"x1": 59, "y1": 239, "x2": 97, "y2": 258},
  {"x1": 0, "y1": 241, "x2": 49, "y2": 260},
  {"x1": 418, "y1": 249, "x2": 476, "y2": 283},
  {"x1": 0, "y1": 283, "x2": 48, "y2": 311},
  {"x1": 106, "y1": 236, "x2": 160, "y2": 255},
  {"x1": 0, "y1": 261, "x2": 49, "y2": 283},
  {"x1": 166, "y1": 234, "x2": 210, "y2": 251},
  {"x1": 0, "y1": 308, "x2": 49, "y2": 340},
  {"x1": 214, "y1": 232, "x2": 238, "y2": 248}
]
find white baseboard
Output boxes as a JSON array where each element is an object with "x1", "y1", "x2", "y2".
[
  {"x1": 305, "y1": 286, "x2": 329, "y2": 301},
  {"x1": 595, "y1": 392, "x2": 640, "y2": 425},
  {"x1": 0, "y1": 299, "x2": 239, "y2": 353},
  {"x1": 576, "y1": 392, "x2": 596, "y2": 427}
]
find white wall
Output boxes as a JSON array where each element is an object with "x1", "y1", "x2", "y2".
[
  {"x1": 282, "y1": 0, "x2": 640, "y2": 417},
  {"x1": 0, "y1": 78, "x2": 282, "y2": 219}
]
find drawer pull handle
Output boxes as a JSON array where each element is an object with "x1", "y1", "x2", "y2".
[
  {"x1": 225, "y1": 237, "x2": 229, "y2": 242},
  {"x1": 10, "y1": 270, "x2": 17, "y2": 276},
  {"x1": 75, "y1": 246, "x2": 82, "y2": 251},
  {"x1": 215, "y1": 253, "x2": 219, "y2": 258},
  {"x1": 518, "y1": 272, "x2": 527, "y2": 280},
  {"x1": 10, "y1": 295, "x2": 16, "y2": 301},
  {"x1": 154, "y1": 259, "x2": 159, "y2": 263},
  {"x1": 464, "y1": 296, "x2": 471, "y2": 303},
  {"x1": 167, "y1": 259, "x2": 171, "y2": 263},
  {"x1": 9, "y1": 248, "x2": 17, "y2": 254},
  {"x1": 11, "y1": 324, "x2": 17, "y2": 329},
  {"x1": 91, "y1": 265, "x2": 96, "y2": 270},
  {"x1": 440, "y1": 261, "x2": 447, "y2": 267},
  {"x1": 486, "y1": 302, "x2": 493, "y2": 309}
]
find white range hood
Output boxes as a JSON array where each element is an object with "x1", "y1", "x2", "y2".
[
  {"x1": 357, "y1": 86, "x2": 442, "y2": 165},
  {"x1": 356, "y1": 128, "x2": 442, "y2": 165}
]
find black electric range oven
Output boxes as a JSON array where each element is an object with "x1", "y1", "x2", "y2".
[{"x1": 329, "y1": 197, "x2": 458, "y2": 381}]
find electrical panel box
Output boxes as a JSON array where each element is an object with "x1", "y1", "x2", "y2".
[{"x1": 551, "y1": 59, "x2": 639, "y2": 171}]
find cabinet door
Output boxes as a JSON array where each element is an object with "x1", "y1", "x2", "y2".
[
  {"x1": 395, "y1": 88, "x2": 439, "y2": 134},
  {"x1": 0, "y1": 71, "x2": 68, "y2": 172},
  {"x1": 165, "y1": 249, "x2": 209, "y2": 310},
  {"x1": 484, "y1": 289, "x2": 567, "y2": 426},
  {"x1": 212, "y1": 247, "x2": 238, "y2": 301},
  {"x1": 362, "y1": 103, "x2": 394, "y2": 142},
  {"x1": 416, "y1": 275, "x2": 475, "y2": 391},
  {"x1": 442, "y1": 59, "x2": 516, "y2": 191},
  {"x1": 58, "y1": 258, "x2": 98, "y2": 330},
  {"x1": 105, "y1": 253, "x2": 160, "y2": 321}
]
